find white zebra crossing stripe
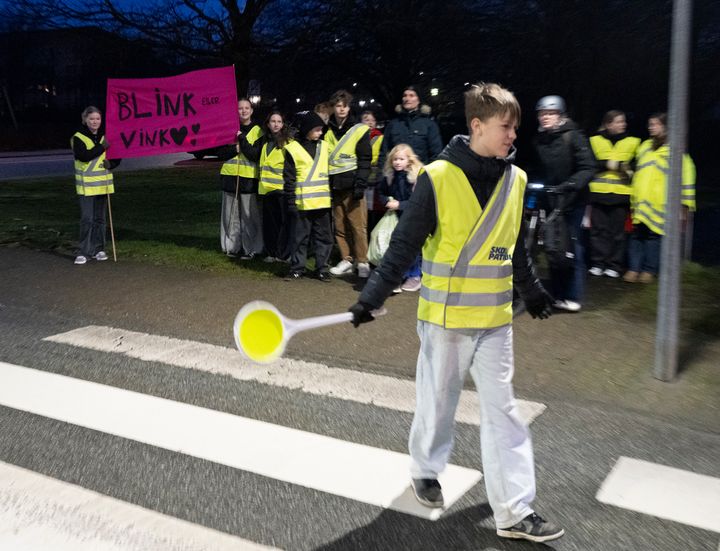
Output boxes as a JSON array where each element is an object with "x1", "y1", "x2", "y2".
[
  {"x1": 596, "y1": 456, "x2": 720, "y2": 533},
  {"x1": 0, "y1": 460, "x2": 280, "y2": 551},
  {"x1": 0, "y1": 362, "x2": 482, "y2": 521},
  {"x1": 43, "y1": 325, "x2": 546, "y2": 426}
]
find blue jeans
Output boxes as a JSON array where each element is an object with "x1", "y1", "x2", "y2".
[
  {"x1": 628, "y1": 224, "x2": 661, "y2": 274},
  {"x1": 404, "y1": 255, "x2": 422, "y2": 279}
]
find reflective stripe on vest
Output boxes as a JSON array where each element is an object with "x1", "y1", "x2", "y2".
[
  {"x1": 630, "y1": 140, "x2": 696, "y2": 235},
  {"x1": 72, "y1": 132, "x2": 114, "y2": 196},
  {"x1": 258, "y1": 142, "x2": 287, "y2": 195},
  {"x1": 369, "y1": 134, "x2": 383, "y2": 182},
  {"x1": 589, "y1": 135, "x2": 641, "y2": 195},
  {"x1": 418, "y1": 161, "x2": 526, "y2": 329},
  {"x1": 284, "y1": 141, "x2": 331, "y2": 211},
  {"x1": 220, "y1": 125, "x2": 263, "y2": 178},
  {"x1": 325, "y1": 123, "x2": 369, "y2": 175}
]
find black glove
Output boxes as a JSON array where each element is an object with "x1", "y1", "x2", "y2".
[
  {"x1": 523, "y1": 285, "x2": 554, "y2": 320},
  {"x1": 352, "y1": 186, "x2": 366, "y2": 200},
  {"x1": 349, "y1": 302, "x2": 375, "y2": 327}
]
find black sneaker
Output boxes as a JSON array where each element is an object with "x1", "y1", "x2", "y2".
[
  {"x1": 284, "y1": 271, "x2": 303, "y2": 281},
  {"x1": 496, "y1": 512, "x2": 564, "y2": 543},
  {"x1": 411, "y1": 478, "x2": 444, "y2": 508},
  {"x1": 317, "y1": 271, "x2": 332, "y2": 282}
]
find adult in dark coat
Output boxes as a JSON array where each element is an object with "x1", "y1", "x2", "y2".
[
  {"x1": 533, "y1": 95, "x2": 596, "y2": 312},
  {"x1": 377, "y1": 86, "x2": 443, "y2": 169}
]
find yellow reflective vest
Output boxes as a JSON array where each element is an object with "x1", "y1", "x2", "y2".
[
  {"x1": 221, "y1": 125, "x2": 263, "y2": 179},
  {"x1": 418, "y1": 161, "x2": 526, "y2": 329},
  {"x1": 631, "y1": 140, "x2": 696, "y2": 235},
  {"x1": 589, "y1": 135, "x2": 641, "y2": 196},
  {"x1": 284, "y1": 141, "x2": 331, "y2": 211},
  {"x1": 72, "y1": 132, "x2": 114, "y2": 196},
  {"x1": 369, "y1": 133, "x2": 384, "y2": 182},
  {"x1": 324, "y1": 123, "x2": 369, "y2": 175},
  {"x1": 259, "y1": 140, "x2": 289, "y2": 195}
]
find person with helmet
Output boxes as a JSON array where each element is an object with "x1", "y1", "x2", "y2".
[{"x1": 533, "y1": 95, "x2": 596, "y2": 312}]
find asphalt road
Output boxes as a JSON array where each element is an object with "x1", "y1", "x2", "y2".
[
  {"x1": 0, "y1": 247, "x2": 719, "y2": 550},
  {"x1": 0, "y1": 150, "x2": 195, "y2": 181}
]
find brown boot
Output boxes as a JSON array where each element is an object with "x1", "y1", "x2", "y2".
[
  {"x1": 623, "y1": 271, "x2": 639, "y2": 283},
  {"x1": 639, "y1": 272, "x2": 656, "y2": 283}
]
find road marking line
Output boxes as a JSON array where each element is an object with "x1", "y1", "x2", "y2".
[
  {"x1": 596, "y1": 456, "x2": 720, "y2": 533},
  {"x1": 0, "y1": 460, "x2": 279, "y2": 551},
  {"x1": 0, "y1": 362, "x2": 481, "y2": 521},
  {"x1": 43, "y1": 325, "x2": 546, "y2": 426}
]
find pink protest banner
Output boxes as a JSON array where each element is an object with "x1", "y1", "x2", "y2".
[{"x1": 105, "y1": 66, "x2": 238, "y2": 158}]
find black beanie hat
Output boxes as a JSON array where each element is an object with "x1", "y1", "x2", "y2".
[
  {"x1": 299, "y1": 111, "x2": 325, "y2": 138},
  {"x1": 404, "y1": 85, "x2": 422, "y2": 102}
]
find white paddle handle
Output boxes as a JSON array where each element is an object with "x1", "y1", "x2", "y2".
[{"x1": 285, "y1": 307, "x2": 387, "y2": 338}]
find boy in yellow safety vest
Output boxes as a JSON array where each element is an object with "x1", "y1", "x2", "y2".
[
  {"x1": 283, "y1": 112, "x2": 334, "y2": 281},
  {"x1": 349, "y1": 83, "x2": 563, "y2": 543}
]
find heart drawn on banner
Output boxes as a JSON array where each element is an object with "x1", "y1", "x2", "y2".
[
  {"x1": 170, "y1": 127, "x2": 188, "y2": 145},
  {"x1": 191, "y1": 124, "x2": 201, "y2": 134}
]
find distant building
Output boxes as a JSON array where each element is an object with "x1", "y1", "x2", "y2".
[{"x1": 0, "y1": 26, "x2": 173, "y2": 120}]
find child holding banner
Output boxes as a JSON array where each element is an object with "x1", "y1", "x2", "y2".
[
  {"x1": 71, "y1": 106, "x2": 120, "y2": 265},
  {"x1": 218, "y1": 98, "x2": 264, "y2": 259},
  {"x1": 240, "y1": 110, "x2": 293, "y2": 262},
  {"x1": 282, "y1": 112, "x2": 333, "y2": 281}
]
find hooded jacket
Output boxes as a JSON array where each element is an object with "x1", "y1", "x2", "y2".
[
  {"x1": 378, "y1": 104, "x2": 443, "y2": 168},
  {"x1": 359, "y1": 135, "x2": 543, "y2": 308}
]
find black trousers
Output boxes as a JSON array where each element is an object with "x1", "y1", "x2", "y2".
[
  {"x1": 262, "y1": 191, "x2": 290, "y2": 260},
  {"x1": 288, "y1": 208, "x2": 333, "y2": 273},
  {"x1": 78, "y1": 194, "x2": 107, "y2": 257},
  {"x1": 590, "y1": 202, "x2": 628, "y2": 271}
]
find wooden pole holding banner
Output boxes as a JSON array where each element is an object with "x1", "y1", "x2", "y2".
[{"x1": 106, "y1": 193, "x2": 117, "y2": 262}]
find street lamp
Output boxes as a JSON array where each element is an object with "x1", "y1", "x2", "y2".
[
  {"x1": 430, "y1": 88, "x2": 439, "y2": 97},
  {"x1": 249, "y1": 95, "x2": 261, "y2": 105}
]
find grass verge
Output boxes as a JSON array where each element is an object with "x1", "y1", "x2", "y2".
[{"x1": 0, "y1": 165, "x2": 283, "y2": 277}]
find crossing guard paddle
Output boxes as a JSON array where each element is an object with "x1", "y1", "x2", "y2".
[{"x1": 233, "y1": 300, "x2": 386, "y2": 364}]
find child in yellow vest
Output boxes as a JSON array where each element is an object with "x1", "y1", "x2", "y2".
[
  {"x1": 349, "y1": 83, "x2": 562, "y2": 543},
  {"x1": 71, "y1": 106, "x2": 121, "y2": 265},
  {"x1": 283, "y1": 112, "x2": 334, "y2": 281}
]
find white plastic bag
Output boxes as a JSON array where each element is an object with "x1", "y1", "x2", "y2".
[{"x1": 368, "y1": 210, "x2": 399, "y2": 266}]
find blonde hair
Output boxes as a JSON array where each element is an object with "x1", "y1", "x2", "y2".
[
  {"x1": 383, "y1": 144, "x2": 423, "y2": 183},
  {"x1": 464, "y1": 82, "x2": 521, "y2": 128}
]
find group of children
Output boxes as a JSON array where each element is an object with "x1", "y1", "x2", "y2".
[
  {"x1": 221, "y1": 91, "x2": 427, "y2": 287},
  {"x1": 586, "y1": 110, "x2": 696, "y2": 285}
]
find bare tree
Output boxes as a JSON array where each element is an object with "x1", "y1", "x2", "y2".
[{"x1": 2, "y1": 0, "x2": 274, "y2": 93}]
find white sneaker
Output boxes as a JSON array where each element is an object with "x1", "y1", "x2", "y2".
[
  {"x1": 588, "y1": 266, "x2": 603, "y2": 276},
  {"x1": 554, "y1": 299, "x2": 581, "y2": 312},
  {"x1": 603, "y1": 269, "x2": 620, "y2": 278},
  {"x1": 93, "y1": 251, "x2": 108, "y2": 261},
  {"x1": 357, "y1": 262, "x2": 371, "y2": 278},
  {"x1": 263, "y1": 255, "x2": 277, "y2": 263},
  {"x1": 74, "y1": 255, "x2": 87, "y2": 265},
  {"x1": 401, "y1": 276, "x2": 422, "y2": 292},
  {"x1": 330, "y1": 259, "x2": 354, "y2": 276},
  {"x1": 392, "y1": 286, "x2": 403, "y2": 295}
]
